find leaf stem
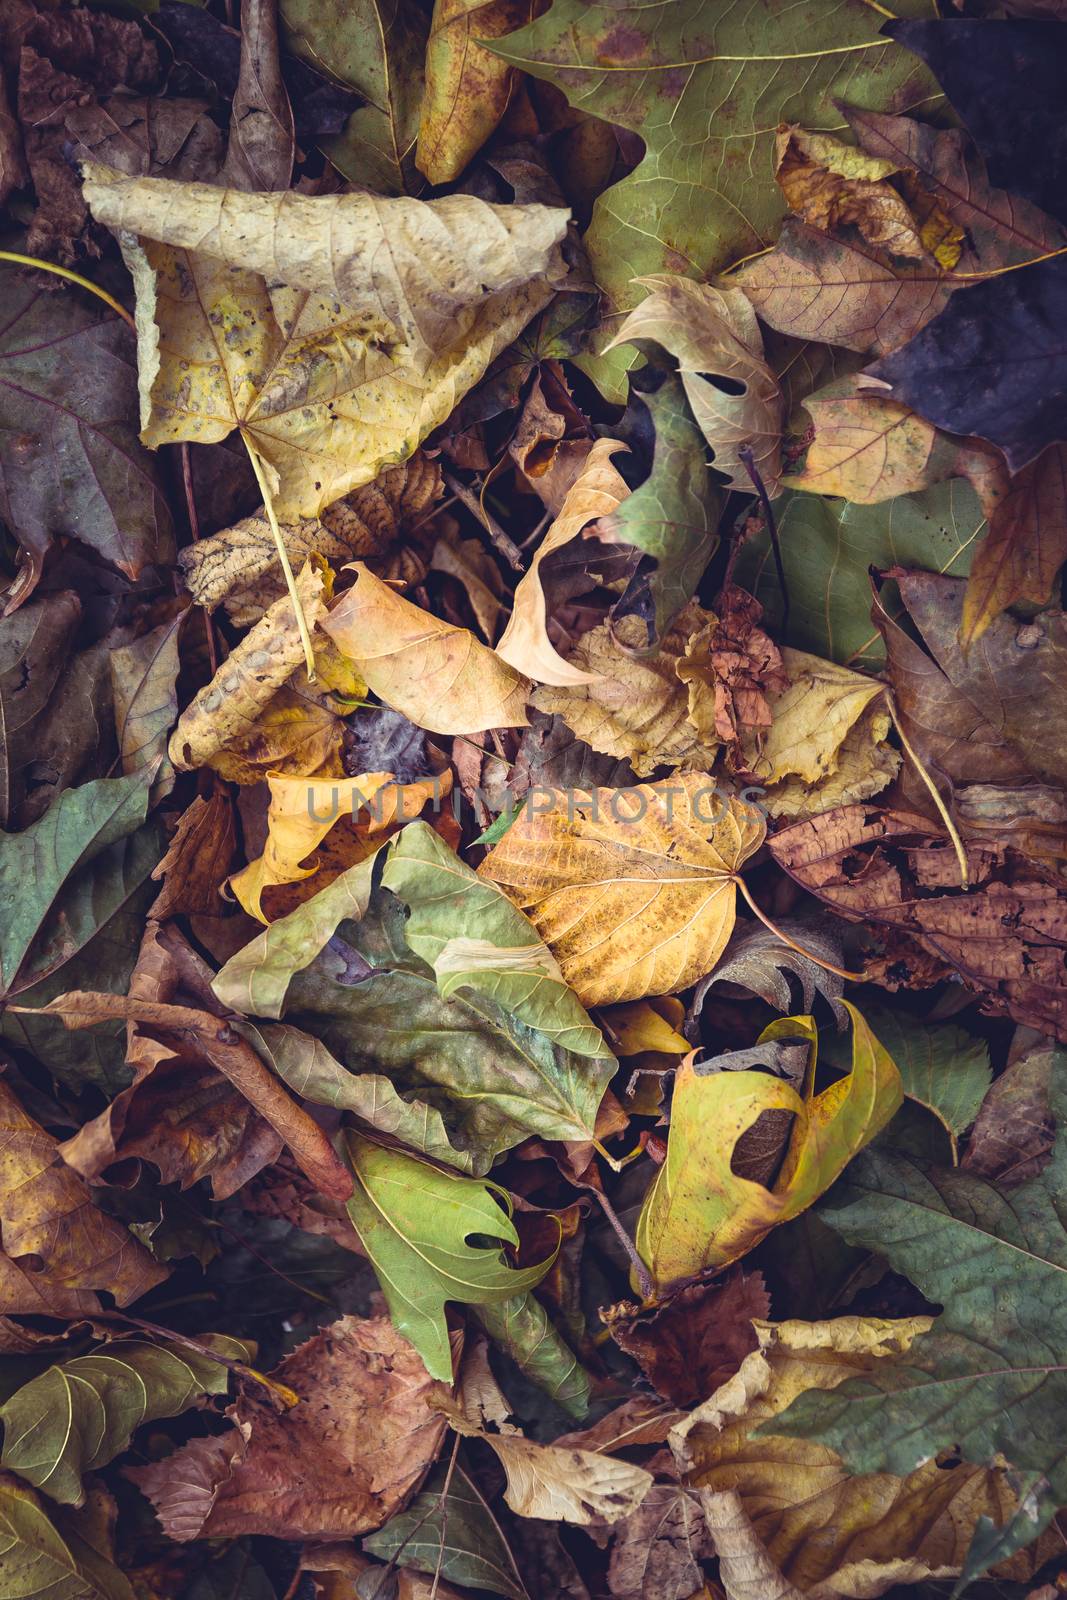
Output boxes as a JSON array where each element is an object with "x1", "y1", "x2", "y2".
[
  {"x1": 738, "y1": 444, "x2": 789, "y2": 642},
  {"x1": 241, "y1": 429, "x2": 317, "y2": 680},
  {"x1": 883, "y1": 690, "x2": 969, "y2": 888},
  {"x1": 594, "y1": 1187, "x2": 654, "y2": 1301},
  {"x1": 0, "y1": 249, "x2": 137, "y2": 331},
  {"x1": 732, "y1": 875, "x2": 868, "y2": 981}
]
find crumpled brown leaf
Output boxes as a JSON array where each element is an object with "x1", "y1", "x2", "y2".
[
  {"x1": 603, "y1": 1270, "x2": 771, "y2": 1409},
  {"x1": 0, "y1": 1075, "x2": 165, "y2": 1317},
  {"x1": 179, "y1": 455, "x2": 442, "y2": 627},
  {"x1": 678, "y1": 587, "x2": 788, "y2": 751},
  {"x1": 606, "y1": 1481, "x2": 714, "y2": 1600},
  {"x1": 129, "y1": 1316, "x2": 453, "y2": 1540},
  {"x1": 322, "y1": 563, "x2": 530, "y2": 735},
  {"x1": 962, "y1": 442, "x2": 1067, "y2": 645}
]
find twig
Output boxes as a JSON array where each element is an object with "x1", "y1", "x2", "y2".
[
  {"x1": 430, "y1": 1431, "x2": 462, "y2": 1600},
  {"x1": 242, "y1": 430, "x2": 316, "y2": 679},
  {"x1": 738, "y1": 444, "x2": 789, "y2": 641},
  {"x1": 181, "y1": 443, "x2": 219, "y2": 676},
  {"x1": 444, "y1": 471, "x2": 525, "y2": 572},
  {"x1": 93, "y1": 1310, "x2": 298, "y2": 1407},
  {"x1": 884, "y1": 690, "x2": 969, "y2": 888},
  {"x1": 732, "y1": 875, "x2": 869, "y2": 982},
  {"x1": 594, "y1": 1187, "x2": 654, "y2": 1301},
  {"x1": 0, "y1": 249, "x2": 137, "y2": 330}
]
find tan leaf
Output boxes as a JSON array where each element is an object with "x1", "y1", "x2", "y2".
[
  {"x1": 479, "y1": 774, "x2": 765, "y2": 1005},
  {"x1": 496, "y1": 438, "x2": 631, "y2": 686},
  {"x1": 671, "y1": 1318, "x2": 1057, "y2": 1598},
  {"x1": 168, "y1": 559, "x2": 332, "y2": 775},
  {"x1": 82, "y1": 163, "x2": 568, "y2": 518},
  {"x1": 608, "y1": 276, "x2": 782, "y2": 494},
  {"x1": 417, "y1": 0, "x2": 537, "y2": 185},
  {"x1": 775, "y1": 125, "x2": 930, "y2": 262},
  {"x1": 0, "y1": 1077, "x2": 166, "y2": 1317},
  {"x1": 699, "y1": 1491, "x2": 804, "y2": 1600},
  {"x1": 785, "y1": 378, "x2": 1005, "y2": 505},
  {"x1": 129, "y1": 1316, "x2": 453, "y2": 1540},
  {"x1": 431, "y1": 533, "x2": 506, "y2": 642},
  {"x1": 764, "y1": 702, "x2": 900, "y2": 819},
  {"x1": 962, "y1": 443, "x2": 1067, "y2": 645},
  {"x1": 529, "y1": 611, "x2": 719, "y2": 777},
  {"x1": 322, "y1": 563, "x2": 530, "y2": 735},
  {"x1": 180, "y1": 455, "x2": 443, "y2": 626}
]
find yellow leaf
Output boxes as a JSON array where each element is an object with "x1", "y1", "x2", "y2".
[
  {"x1": 608, "y1": 275, "x2": 782, "y2": 495},
  {"x1": 775, "y1": 124, "x2": 929, "y2": 262},
  {"x1": 479, "y1": 774, "x2": 764, "y2": 1006},
  {"x1": 322, "y1": 563, "x2": 530, "y2": 735},
  {"x1": 230, "y1": 768, "x2": 452, "y2": 922},
  {"x1": 529, "y1": 610, "x2": 720, "y2": 778},
  {"x1": 599, "y1": 998, "x2": 690, "y2": 1060},
  {"x1": 496, "y1": 438, "x2": 631, "y2": 686},
  {"x1": 635, "y1": 1004, "x2": 902, "y2": 1289},
  {"x1": 417, "y1": 0, "x2": 538, "y2": 185},
  {"x1": 672, "y1": 1318, "x2": 1056, "y2": 1599},
  {"x1": 741, "y1": 649, "x2": 898, "y2": 814},
  {"x1": 82, "y1": 164, "x2": 569, "y2": 519}
]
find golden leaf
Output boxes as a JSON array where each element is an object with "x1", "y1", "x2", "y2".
[
  {"x1": 82, "y1": 163, "x2": 569, "y2": 519},
  {"x1": 322, "y1": 563, "x2": 530, "y2": 736},
  {"x1": 495, "y1": 438, "x2": 631, "y2": 686},
  {"x1": 608, "y1": 276, "x2": 782, "y2": 494},
  {"x1": 479, "y1": 774, "x2": 764, "y2": 1005},
  {"x1": 417, "y1": 0, "x2": 536, "y2": 185},
  {"x1": 775, "y1": 125, "x2": 928, "y2": 262},
  {"x1": 672, "y1": 1319, "x2": 1056, "y2": 1598},
  {"x1": 635, "y1": 1005, "x2": 902, "y2": 1288}
]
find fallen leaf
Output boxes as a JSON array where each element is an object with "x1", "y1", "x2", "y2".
[
  {"x1": 496, "y1": 438, "x2": 630, "y2": 686},
  {"x1": 491, "y1": 0, "x2": 937, "y2": 397},
  {"x1": 689, "y1": 918, "x2": 847, "y2": 1029},
  {"x1": 0, "y1": 264, "x2": 174, "y2": 588},
  {"x1": 605, "y1": 1270, "x2": 771, "y2": 1408},
  {"x1": 178, "y1": 454, "x2": 442, "y2": 627},
  {"x1": 0, "y1": 1472, "x2": 136, "y2": 1600},
  {"x1": 219, "y1": 0, "x2": 293, "y2": 191},
  {"x1": 672, "y1": 1317, "x2": 1054, "y2": 1597},
  {"x1": 962, "y1": 443, "x2": 1067, "y2": 643},
  {"x1": 129, "y1": 1316, "x2": 452, "y2": 1540},
  {"x1": 677, "y1": 586, "x2": 788, "y2": 751},
  {"x1": 474, "y1": 1291, "x2": 590, "y2": 1419},
  {"x1": 635, "y1": 1005, "x2": 902, "y2": 1289},
  {"x1": 962, "y1": 1036, "x2": 1059, "y2": 1188},
  {"x1": 699, "y1": 1490, "x2": 803, "y2": 1600},
  {"x1": 608, "y1": 276, "x2": 782, "y2": 494},
  {"x1": 774, "y1": 124, "x2": 930, "y2": 262},
  {"x1": 82, "y1": 162, "x2": 569, "y2": 518},
  {"x1": 322, "y1": 563, "x2": 530, "y2": 734},
  {"x1": 149, "y1": 791, "x2": 238, "y2": 920},
  {"x1": 480, "y1": 775, "x2": 765, "y2": 1005},
  {"x1": 341, "y1": 1132, "x2": 552, "y2": 1382},
  {"x1": 529, "y1": 613, "x2": 720, "y2": 778},
  {"x1": 0, "y1": 1075, "x2": 166, "y2": 1317},
  {"x1": 0, "y1": 1337, "x2": 238, "y2": 1506},
  {"x1": 417, "y1": 0, "x2": 538, "y2": 184},
  {"x1": 607, "y1": 1482, "x2": 714, "y2": 1600},
  {"x1": 110, "y1": 612, "x2": 184, "y2": 800},
  {"x1": 365, "y1": 1461, "x2": 530, "y2": 1600}
]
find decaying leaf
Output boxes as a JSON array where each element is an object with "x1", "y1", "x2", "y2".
[
  {"x1": 480, "y1": 775, "x2": 766, "y2": 1005},
  {"x1": 82, "y1": 162, "x2": 569, "y2": 517},
  {"x1": 417, "y1": 0, "x2": 537, "y2": 184},
  {"x1": 635, "y1": 1006, "x2": 902, "y2": 1290},
  {"x1": 774, "y1": 124, "x2": 934, "y2": 262},
  {"x1": 322, "y1": 564, "x2": 530, "y2": 734},
  {"x1": 605, "y1": 1270, "x2": 771, "y2": 1408}
]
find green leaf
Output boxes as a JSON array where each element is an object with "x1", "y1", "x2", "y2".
[
  {"x1": 0, "y1": 265, "x2": 174, "y2": 582},
  {"x1": 0, "y1": 1340, "x2": 241, "y2": 1506},
  {"x1": 492, "y1": 0, "x2": 940, "y2": 398},
  {"x1": 0, "y1": 1474, "x2": 135, "y2": 1600},
  {"x1": 734, "y1": 480, "x2": 983, "y2": 668},
  {"x1": 280, "y1": 0, "x2": 427, "y2": 194},
  {"x1": 341, "y1": 1132, "x2": 552, "y2": 1382},
  {"x1": 381, "y1": 821, "x2": 607, "y2": 1058},
  {"x1": 363, "y1": 1460, "x2": 530, "y2": 1599},
  {"x1": 843, "y1": 1006, "x2": 991, "y2": 1161},
  {"x1": 772, "y1": 1075, "x2": 1067, "y2": 1508},
  {"x1": 475, "y1": 1295, "x2": 591, "y2": 1420},
  {"x1": 604, "y1": 376, "x2": 722, "y2": 645},
  {"x1": 0, "y1": 774, "x2": 153, "y2": 998}
]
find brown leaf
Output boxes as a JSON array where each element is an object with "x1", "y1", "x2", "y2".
[
  {"x1": 149, "y1": 792, "x2": 238, "y2": 920},
  {"x1": 962, "y1": 1036, "x2": 1057, "y2": 1188},
  {"x1": 0, "y1": 72, "x2": 27, "y2": 207},
  {"x1": 219, "y1": 0, "x2": 293, "y2": 192},
  {"x1": 677, "y1": 587, "x2": 788, "y2": 750},
  {"x1": 508, "y1": 368, "x2": 593, "y2": 515},
  {"x1": 605, "y1": 1271, "x2": 771, "y2": 1409},
  {"x1": 0, "y1": 1075, "x2": 165, "y2": 1317},
  {"x1": 481, "y1": 776, "x2": 765, "y2": 1005},
  {"x1": 322, "y1": 563, "x2": 530, "y2": 735},
  {"x1": 962, "y1": 443, "x2": 1067, "y2": 645},
  {"x1": 179, "y1": 455, "x2": 442, "y2": 627},
  {"x1": 556, "y1": 1396, "x2": 687, "y2": 1454},
  {"x1": 774, "y1": 124, "x2": 930, "y2": 261},
  {"x1": 129, "y1": 1316, "x2": 451, "y2": 1539},
  {"x1": 58, "y1": 923, "x2": 283, "y2": 1200},
  {"x1": 607, "y1": 1482, "x2": 714, "y2": 1600}
]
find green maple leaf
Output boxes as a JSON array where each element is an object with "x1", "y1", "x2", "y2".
[{"x1": 493, "y1": 0, "x2": 940, "y2": 398}]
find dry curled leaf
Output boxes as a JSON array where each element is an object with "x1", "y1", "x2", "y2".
[{"x1": 774, "y1": 124, "x2": 933, "y2": 262}]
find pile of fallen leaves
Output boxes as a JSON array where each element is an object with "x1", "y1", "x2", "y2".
[{"x1": 1, "y1": 0, "x2": 1066, "y2": 1595}]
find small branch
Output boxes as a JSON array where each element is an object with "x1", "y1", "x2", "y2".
[
  {"x1": 884, "y1": 690, "x2": 969, "y2": 888},
  {"x1": 444, "y1": 471, "x2": 525, "y2": 572},
  {"x1": 732, "y1": 875, "x2": 869, "y2": 982},
  {"x1": 738, "y1": 444, "x2": 789, "y2": 642},
  {"x1": 0, "y1": 249, "x2": 137, "y2": 331},
  {"x1": 594, "y1": 1187, "x2": 654, "y2": 1301},
  {"x1": 94, "y1": 1311, "x2": 298, "y2": 1407},
  {"x1": 242, "y1": 430, "x2": 316, "y2": 680}
]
